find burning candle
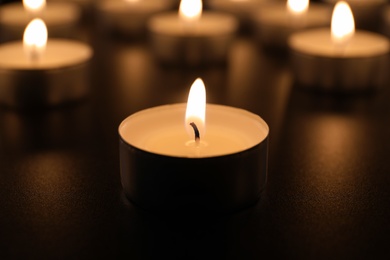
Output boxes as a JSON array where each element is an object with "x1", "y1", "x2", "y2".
[
  {"x1": 0, "y1": 19, "x2": 92, "y2": 108},
  {"x1": 147, "y1": 0, "x2": 238, "y2": 65},
  {"x1": 323, "y1": 0, "x2": 387, "y2": 31},
  {"x1": 252, "y1": 0, "x2": 331, "y2": 49},
  {"x1": 119, "y1": 78, "x2": 269, "y2": 212},
  {"x1": 96, "y1": 0, "x2": 176, "y2": 37},
  {"x1": 0, "y1": 0, "x2": 80, "y2": 41},
  {"x1": 289, "y1": 1, "x2": 389, "y2": 92}
]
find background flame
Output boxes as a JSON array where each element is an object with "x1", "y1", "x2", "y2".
[
  {"x1": 331, "y1": 1, "x2": 355, "y2": 47},
  {"x1": 179, "y1": 0, "x2": 202, "y2": 23},
  {"x1": 23, "y1": 0, "x2": 46, "y2": 13},
  {"x1": 23, "y1": 18, "x2": 48, "y2": 61},
  {"x1": 287, "y1": 0, "x2": 309, "y2": 15}
]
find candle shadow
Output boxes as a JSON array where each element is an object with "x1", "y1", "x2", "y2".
[
  {"x1": 118, "y1": 191, "x2": 273, "y2": 259},
  {"x1": 0, "y1": 103, "x2": 93, "y2": 154}
]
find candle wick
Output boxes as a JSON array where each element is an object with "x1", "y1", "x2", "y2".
[
  {"x1": 26, "y1": 46, "x2": 41, "y2": 63},
  {"x1": 189, "y1": 122, "x2": 200, "y2": 143}
]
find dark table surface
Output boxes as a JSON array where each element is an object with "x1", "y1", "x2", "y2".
[{"x1": 1, "y1": 4, "x2": 390, "y2": 259}]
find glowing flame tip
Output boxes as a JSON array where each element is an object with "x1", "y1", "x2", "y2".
[
  {"x1": 287, "y1": 0, "x2": 309, "y2": 15},
  {"x1": 179, "y1": 0, "x2": 203, "y2": 23},
  {"x1": 185, "y1": 78, "x2": 206, "y2": 140},
  {"x1": 331, "y1": 1, "x2": 355, "y2": 47},
  {"x1": 23, "y1": 0, "x2": 46, "y2": 13}
]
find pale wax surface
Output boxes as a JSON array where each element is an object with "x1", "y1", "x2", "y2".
[
  {"x1": 289, "y1": 28, "x2": 390, "y2": 57},
  {"x1": 0, "y1": 40, "x2": 92, "y2": 69},
  {"x1": 119, "y1": 104, "x2": 268, "y2": 158}
]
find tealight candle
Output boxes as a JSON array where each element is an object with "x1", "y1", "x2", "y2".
[
  {"x1": 207, "y1": 0, "x2": 270, "y2": 32},
  {"x1": 323, "y1": 0, "x2": 387, "y2": 31},
  {"x1": 0, "y1": 19, "x2": 93, "y2": 108},
  {"x1": 289, "y1": 1, "x2": 389, "y2": 92},
  {"x1": 147, "y1": 0, "x2": 238, "y2": 65},
  {"x1": 252, "y1": 0, "x2": 331, "y2": 49},
  {"x1": 96, "y1": 0, "x2": 176, "y2": 37},
  {"x1": 0, "y1": 0, "x2": 81, "y2": 41},
  {"x1": 119, "y1": 78, "x2": 269, "y2": 213}
]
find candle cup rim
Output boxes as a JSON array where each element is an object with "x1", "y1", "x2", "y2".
[
  {"x1": 118, "y1": 103, "x2": 269, "y2": 159},
  {"x1": 288, "y1": 28, "x2": 390, "y2": 58},
  {"x1": 119, "y1": 134, "x2": 268, "y2": 160},
  {"x1": 0, "y1": 39, "x2": 93, "y2": 70}
]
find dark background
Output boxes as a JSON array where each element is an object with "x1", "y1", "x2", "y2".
[{"x1": 1, "y1": 0, "x2": 390, "y2": 259}]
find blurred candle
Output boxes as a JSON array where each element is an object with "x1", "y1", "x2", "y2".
[
  {"x1": 289, "y1": 1, "x2": 389, "y2": 92},
  {"x1": 0, "y1": 19, "x2": 92, "y2": 108}
]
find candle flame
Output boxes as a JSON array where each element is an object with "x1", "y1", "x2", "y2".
[
  {"x1": 287, "y1": 0, "x2": 309, "y2": 15},
  {"x1": 23, "y1": 18, "x2": 48, "y2": 62},
  {"x1": 179, "y1": 0, "x2": 202, "y2": 23},
  {"x1": 185, "y1": 78, "x2": 206, "y2": 141},
  {"x1": 331, "y1": 1, "x2": 355, "y2": 48},
  {"x1": 23, "y1": 0, "x2": 46, "y2": 14}
]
